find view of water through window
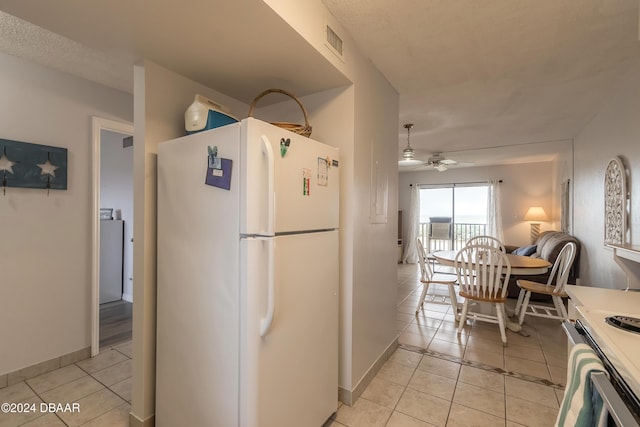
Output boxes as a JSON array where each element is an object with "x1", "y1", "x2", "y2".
[{"x1": 419, "y1": 185, "x2": 488, "y2": 251}]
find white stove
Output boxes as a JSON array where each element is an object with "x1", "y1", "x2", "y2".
[
  {"x1": 565, "y1": 285, "x2": 640, "y2": 424},
  {"x1": 578, "y1": 308, "x2": 640, "y2": 400}
]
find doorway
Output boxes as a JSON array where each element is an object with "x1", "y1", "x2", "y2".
[{"x1": 91, "y1": 117, "x2": 134, "y2": 356}]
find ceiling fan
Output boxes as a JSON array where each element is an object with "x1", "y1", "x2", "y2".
[
  {"x1": 398, "y1": 123, "x2": 463, "y2": 171},
  {"x1": 424, "y1": 152, "x2": 458, "y2": 171}
]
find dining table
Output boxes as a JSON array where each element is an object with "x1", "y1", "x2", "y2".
[
  {"x1": 432, "y1": 249, "x2": 552, "y2": 332},
  {"x1": 433, "y1": 250, "x2": 551, "y2": 275}
]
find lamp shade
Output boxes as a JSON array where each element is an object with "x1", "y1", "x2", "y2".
[{"x1": 523, "y1": 206, "x2": 548, "y2": 222}]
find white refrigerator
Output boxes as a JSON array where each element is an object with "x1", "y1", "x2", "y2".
[
  {"x1": 155, "y1": 118, "x2": 339, "y2": 427},
  {"x1": 99, "y1": 219, "x2": 123, "y2": 304}
]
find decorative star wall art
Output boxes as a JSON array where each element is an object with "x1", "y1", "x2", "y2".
[{"x1": 0, "y1": 138, "x2": 68, "y2": 193}]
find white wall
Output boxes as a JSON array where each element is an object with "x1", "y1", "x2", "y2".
[
  {"x1": 262, "y1": 0, "x2": 351, "y2": 79},
  {"x1": 399, "y1": 162, "x2": 557, "y2": 249},
  {"x1": 100, "y1": 130, "x2": 134, "y2": 301},
  {"x1": 573, "y1": 62, "x2": 640, "y2": 288},
  {"x1": 0, "y1": 52, "x2": 133, "y2": 375},
  {"x1": 350, "y1": 67, "x2": 399, "y2": 392}
]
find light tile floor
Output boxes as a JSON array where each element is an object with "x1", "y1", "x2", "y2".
[
  {"x1": 329, "y1": 263, "x2": 568, "y2": 427},
  {"x1": 0, "y1": 341, "x2": 132, "y2": 427},
  {"x1": 2, "y1": 264, "x2": 569, "y2": 427}
]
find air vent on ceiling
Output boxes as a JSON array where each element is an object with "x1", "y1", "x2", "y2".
[
  {"x1": 123, "y1": 136, "x2": 133, "y2": 149},
  {"x1": 326, "y1": 25, "x2": 343, "y2": 56}
]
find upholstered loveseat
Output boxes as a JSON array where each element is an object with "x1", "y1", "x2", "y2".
[{"x1": 505, "y1": 231, "x2": 581, "y2": 300}]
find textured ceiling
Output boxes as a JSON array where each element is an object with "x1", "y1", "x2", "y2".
[
  {"x1": 0, "y1": 11, "x2": 132, "y2": 92},
  {"x1": 323, "y1": 0, "x2": 640, "y2": 167}
]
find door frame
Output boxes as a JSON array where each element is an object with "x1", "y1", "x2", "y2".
[{"x1": 91, "y1": 116, "x2": 134, "y2": 356}]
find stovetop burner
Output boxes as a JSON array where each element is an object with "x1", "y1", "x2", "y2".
[{"x1": 606, "y1": 315, "x2": 640, "y2": 334}]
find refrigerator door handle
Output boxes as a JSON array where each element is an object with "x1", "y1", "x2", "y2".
[
  {"x1": 261, "y1": 135, "x2": 275, "y2": 236},
  {"x1": 260, "y1": 238, "x2": 275, "y2": 337}
]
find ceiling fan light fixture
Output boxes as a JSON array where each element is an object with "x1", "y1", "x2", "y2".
[{"x1": 435, "y1": 163, "x2": 448, "y2": 172}]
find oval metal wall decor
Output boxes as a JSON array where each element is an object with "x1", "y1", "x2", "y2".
[{"x1": 604, "y1": 156, "x2": 627, "y2": 246}]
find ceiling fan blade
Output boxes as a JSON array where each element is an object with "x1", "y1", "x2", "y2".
[
  {"x1": 440, "y1": 159, "x2": 457, "y2": 165},
  {"x1": 434, "y1": 164, "x2": 448, "y2": 172}
]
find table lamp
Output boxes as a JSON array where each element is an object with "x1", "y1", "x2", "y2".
[{"x1": 524, "y1": 206, "x2": 548, "y2": 243}]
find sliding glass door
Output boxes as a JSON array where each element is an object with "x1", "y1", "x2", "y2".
[{"x1": 419, "y1": 184, "x2": 488, "y2": 252}]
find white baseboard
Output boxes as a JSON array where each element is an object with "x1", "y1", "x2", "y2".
[
  {"x1": 122, "y1": 293, "x2": 133, "y2": 303},
  {"x1": 338, "y1": 337, "x2": 399, "y2": 406},
  {"x1": 2, "y1": 346, "x2": 91, "y2": 386},
  {"x1": 129, "y1": 412, "x2": 154, "y2": 427}
]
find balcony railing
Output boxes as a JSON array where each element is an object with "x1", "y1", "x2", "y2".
[{"x1": 418, "y1": 222, "x2": 487, "y2": 253}]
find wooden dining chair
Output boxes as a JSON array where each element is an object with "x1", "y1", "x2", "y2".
[
  {"x1": 514, "y1": 242, "x2": 577, "y2": 325},
  {"x1": 465, "y1": 235, "x2": 506, "y2": 253},
  {"x1": 415, "y1": 237, "x2": 460, "y2": 320},
  {"x1": 455, "y1": 244, "x2": 512, "y2": 345}
]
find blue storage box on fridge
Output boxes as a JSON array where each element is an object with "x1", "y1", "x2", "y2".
[{"x1": 185, "y1": 94, "x2": 239, "y2": 134}]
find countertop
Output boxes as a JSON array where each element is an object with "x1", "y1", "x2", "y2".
[{"x1": 566, "y1": 284, "x2": 640, "y2": 314}]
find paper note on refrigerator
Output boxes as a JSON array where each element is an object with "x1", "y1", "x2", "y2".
[
  {"x1": 317, "y1": 157, "x2": 328, "y2": 187},
  {"x1": 205, "y1": 158, "x2": 233, "y2": 190},
  {"x1": 303, "y1": 168, "x2": 311, "y2": 196}
]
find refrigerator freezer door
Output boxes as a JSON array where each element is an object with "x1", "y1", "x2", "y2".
[
  {"x1": 240, "y1": 231, "x2": 339, "y2": 427},
  {"x1": 241, "y1": 118, "x2": 339, "y2": 235},
  {"x1": 156, "y1": 124, "x2": 242, "y2": 427}
]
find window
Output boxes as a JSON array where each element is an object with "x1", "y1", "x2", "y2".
[{"x1": 419, "y1": 184, "x2": 488, "y2": 251}]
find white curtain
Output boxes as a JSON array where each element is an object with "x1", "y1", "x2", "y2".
[
  {"x1": 402, "y1": 184, "x2": 420, "y2": 264},
  {"x1": 486, "y1": 179, "x2": 504, "y2": 242}
]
